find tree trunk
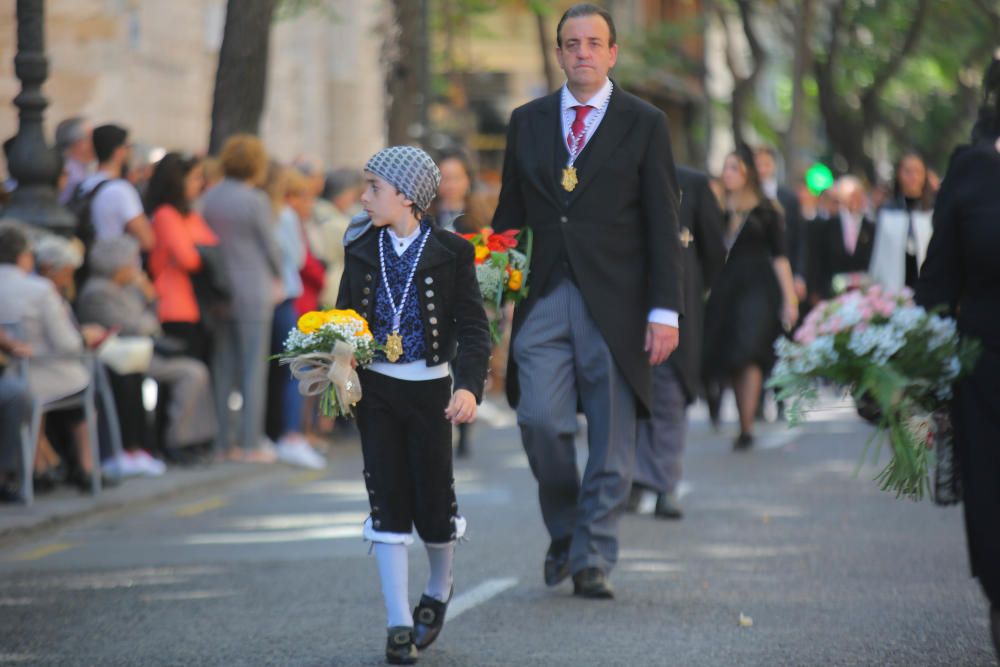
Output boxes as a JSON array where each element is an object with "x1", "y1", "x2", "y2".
[
  {"x1": 783, "y1": 0, "x2": 813, "y2": 186},
  {"x1": 386, "y1": 0, "x2": 429, "y2": 146},
  {"x1": 535, "y1": 10, "x2": 558, "y2": 92},
  {"x1": 208, "y1": 0, "x2": 278, "y2": 154}
]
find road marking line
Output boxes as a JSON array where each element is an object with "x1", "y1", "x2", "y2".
[
  {"x1": 180, "y1": 525, "x2": 362, "y2": 545},
  {"x1": 9, "y1": 542, "x2": 77, "y2": 561},
  {"x1": 447, "y1": 577, "x2": 518, "y2": 623},
  {"x1": 175, "y1": 496, "x2": 228, "y2": 518},
  {"x1": 288, "y1": 470, "x2": 327, "y2": 487}
]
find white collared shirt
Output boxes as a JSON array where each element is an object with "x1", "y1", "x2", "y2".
[
  {"x1": 386, "y1": 223, "x2": 423, "y2": 256},
  {"x1": 560, "y1": 78, "x2": 614, "y2": 154}
]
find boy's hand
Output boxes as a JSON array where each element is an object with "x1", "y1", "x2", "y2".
[{"x1": 445, "y1": 389, "x2": 477, "y2": 424}]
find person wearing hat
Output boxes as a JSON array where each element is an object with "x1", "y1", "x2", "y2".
[
  {"x1": 337, "y1": 146, "x2": 490, "y2": 664},
  {"x1": 76, "y1": 123, "x2": 154, "y2": 251},
  {"x1": 55, "y1": 117, "x2": 94, "y2": 205}
]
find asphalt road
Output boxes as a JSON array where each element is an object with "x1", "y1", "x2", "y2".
[{"x1": 0, "y1": 395, "x2": 994, "y2": 666}]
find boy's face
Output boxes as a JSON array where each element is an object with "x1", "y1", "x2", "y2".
[{"x1": 361, "y1": 171, "x2": 413, "y2": 227}]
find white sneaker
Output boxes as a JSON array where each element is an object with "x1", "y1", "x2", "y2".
[
  {"x1": 129, "y1": 450, "x2": 166, "y2": 477},
  {"x1": 275, "y1": 439, "x2": 327, "y2": 470},
  {"x1": 103, "y1": 452, "x2": 145, "y2": 478}
]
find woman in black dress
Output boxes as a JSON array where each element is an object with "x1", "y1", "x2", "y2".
[
  {"x1": 915, "y1": 57, "x2": 1000, "y2": 659},
  {"x1": 703, "y1": 146, "x2": 798, "y2": 449}
]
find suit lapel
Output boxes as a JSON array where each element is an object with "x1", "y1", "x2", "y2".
[
  {"x1": 416, "y1": 228, "x2": 455, "y2": 272},
  {"x1": 567, "y1": 86, "x2": 635, "y2": 205},
  {"x1": 528, "y1": 92, "x2": 562, "y2": 208}
]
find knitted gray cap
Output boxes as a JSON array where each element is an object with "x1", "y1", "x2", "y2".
[{"x1": 365, "y1": 146, "x2": 441, "y2": 212}]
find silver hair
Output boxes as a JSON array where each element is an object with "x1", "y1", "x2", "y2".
[
  {"x1": 88, "y1": 236, "x2": 140, "y2": 278},
  {"x1": 34, "y1": 234, "x2": 83, "y2": 270}
]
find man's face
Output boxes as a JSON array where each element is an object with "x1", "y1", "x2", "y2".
[
  {"x1": 755, "y1": 151, "x2": 775, "y2": 182},
  {"x1": 556, "y1": 15, "x2": 617, "y2": 93}
]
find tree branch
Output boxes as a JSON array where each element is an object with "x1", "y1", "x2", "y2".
[{"x1": 867, "y1": 0, "x2": 930, "y2": 96}]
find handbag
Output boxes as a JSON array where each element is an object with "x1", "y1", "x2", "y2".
[
  {"x1": 931, "y1": 409, "x2": 961, "y2": 506},
  {"x1": 191, "y1": 244, "x2": 233, "y2": 317}
]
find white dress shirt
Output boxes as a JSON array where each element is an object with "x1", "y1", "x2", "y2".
[{"x1": 560, "y1": 79, "x2": 679, "y2": 329}]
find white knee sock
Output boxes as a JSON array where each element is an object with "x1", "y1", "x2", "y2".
[
  {"x1": 424, "y1": 542, "x2": 455, "y2": 602},
  {"x1": 373, "y1": 542, "x2": 412, "y2": 627}
]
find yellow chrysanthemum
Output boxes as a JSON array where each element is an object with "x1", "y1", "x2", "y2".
[{"x1": 297, "y1": 311, "x2": 327, "y2": 334}]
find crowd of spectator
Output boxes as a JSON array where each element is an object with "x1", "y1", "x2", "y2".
[{"x1": 0, "y1": 118, "x2": 375, "y2": 502}]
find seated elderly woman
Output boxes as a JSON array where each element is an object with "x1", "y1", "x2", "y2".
[
  {"x1": 0, "y1": 222, "x2": 100, "y2": 491},
  {"x1": 76, "y1": 237, "x2": 218, "y2": 466}
]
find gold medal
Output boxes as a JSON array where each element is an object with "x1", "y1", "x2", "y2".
[
  {"x1": 385, "y1": 331, "x2": 403, "y2": 362},
  {"x1": 561, "y1": 166, "x2": 578, "y2": 192}
]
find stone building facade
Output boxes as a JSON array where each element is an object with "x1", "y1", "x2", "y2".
[{"x1": 0, "y1": 0, "x2": 387, "y2": 170}]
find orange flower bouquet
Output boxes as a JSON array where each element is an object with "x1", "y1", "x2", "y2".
[{"x1": 461, "y1": 227, "x2": 532, "y2": 343}]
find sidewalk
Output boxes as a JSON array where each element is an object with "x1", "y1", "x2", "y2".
[{"x1": 0, "y1": 436, "x2": 363, "y2": 542}]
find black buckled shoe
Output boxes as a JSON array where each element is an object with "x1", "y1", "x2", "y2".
[
  {"x1": 385, "y1": 626, "x2": 417, "y2": 665},
  {"x1": 654, "y1": 493, "x2": 684, "y2": 520},
  {"x1": 412, "y1": 587, "x2": 452, "y2": 650},
  {"x1": 572, "y1": 567, "x2": 614, "y2": 599},
  {"x1": 544, "y1": 536, "x2": 572, "y2": 586}
]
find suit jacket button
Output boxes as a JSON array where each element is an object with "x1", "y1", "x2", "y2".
[
  {"x1": 432, "y1": 355, "x2": 439, "y2": 363},
  {"x1": 361, "y1": 298, "x2": 369, "y2": 306},
  {"x1": 425, "y1": 290, "x2": 434, "y2": 298},
  {"x1": 365, "y1": 274, "x2": 372, "y2": 282},
  {"x1": 432, "y1": 342, "x2": 439, "y2": 349},
  {"x1": 373, "y1": 519, "x2": 381, "y2": 528},
  {"x1": 560, "y1": 216, "x2": 568, "y2": 223},
  {"x1": 363, "y1": 287, "x2": 371, "y2": 295},
  {"x1": 432, "y1": 329, "x2": 438, "y2": 337},
  {"x1": 429, "y1": 316, "x2": 438, "y2": 325},
  {"x1": 427, "y1": 303, "x2": 435, "y2": 311},
  {"x1": 425, "y1": 276, "x2": 433, "y2": 285}
]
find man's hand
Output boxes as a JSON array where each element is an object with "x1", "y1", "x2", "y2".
[
  {"x1": 444, "y1": 388, "x2": 477, "y2": 425},
  {"x1": 645, "y1": 322, "x2": 678, "y2": 365}
]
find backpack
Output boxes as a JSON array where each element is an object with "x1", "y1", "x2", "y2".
[{"x1": 66, "y1": 178, "x2": 112, "y2": 285}]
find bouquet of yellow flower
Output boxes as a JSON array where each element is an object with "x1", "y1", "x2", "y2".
[
  {"x1": 461, "y1": 227, "x2": 532, "y2": 343},
  {"x1": 275, "y1": 309, "x2": 378, "y2": 417}
]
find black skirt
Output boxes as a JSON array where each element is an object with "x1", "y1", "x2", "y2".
[
  {"x1": 701, "y1": 255, "x2": 784, "y2": 381},
  {"x1": 954, "y1": 344, "x2": 1000, "y2": 606}
]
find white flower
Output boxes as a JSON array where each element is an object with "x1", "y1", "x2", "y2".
[{"x1": 888, "y1": 306, "x2": 926, "y2": 335}]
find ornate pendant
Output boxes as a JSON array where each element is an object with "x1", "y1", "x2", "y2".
[
  {"x1": 385, "y1": 331, "x2": 404, "y2": 362},
  {"x1": 561, "y1": 166, "x2": 578, "y2": 192}
]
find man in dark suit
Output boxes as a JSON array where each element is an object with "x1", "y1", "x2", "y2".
[
  {"x1": 807, "y1": 175, "x2": 876, "y2": 304},
  {"x1": 628, "y1": 166, "x2": 726, "y2": 519},
  {"x1": 491, "y1": 3, "x2": 683, "y2": 599}
]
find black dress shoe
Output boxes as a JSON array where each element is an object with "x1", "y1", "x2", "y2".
[
  {"x1": 654, "y1": 493, "x2": 683, "y2": 520},
  {"x1": 572, "y1": 567, "x2": 614, "y2": 599},
  {"x1": 733, "y1": 432, "x2": 754, "y2": 451},
  {"x1": 385, "y1": 626, "x2": 417, "y2": 665},
  {"x1": 412, "y1": 587, "x2": 451, "y2": 650},
  {"x1": 544, "y1": 536, "x2": 572, "y2": 586}
]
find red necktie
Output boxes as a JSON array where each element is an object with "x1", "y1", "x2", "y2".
[{"x1": 567, "y1": 105, "x2": 593, "y2": 154}]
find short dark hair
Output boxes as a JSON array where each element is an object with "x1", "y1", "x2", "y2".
[
  {"x1": 92, "y1": 124, "x2": 128, "y2": 164},
  {"x1": 322, "y1": 167, "x2": 363, "y2": 201},
  {"x1": 145, "y1": 152, "x2": 201, "y2": 216},
  {"x1": 556, "y1": 3, "x2": 616, "y2": 48},
  {"x1": 0, "y1": 221, "x2": 29, "y2": 264}
]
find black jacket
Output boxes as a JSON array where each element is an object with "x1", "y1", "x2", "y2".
[
  {"x1": 492, "y1": 84, "x2": 683, "y2": 413},
  {"x1": 806, "y1": 213, "x2": 876, "y2": 301},
  {"x1": 671, "y1": 166, "x2": 727, "y2": 402},
  {"x1": 336, "y1": 223, "x2": 491, "y2": 402}
]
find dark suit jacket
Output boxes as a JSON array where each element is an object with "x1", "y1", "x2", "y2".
[
  {"x1": 775, "y1": 184, "x2": 805, "y2": 277},
  {"x1": 671, "y1": 166, "x2": 726, "y2": 403},
  {"x1": 806, "y1": 214, "x2": 876, "y2": 301},
  {"x1": 336, "y1": 224, "x2": 491, "y2": 402},
  {"x1": 492, "y1": 84, "x2": 683, "y2": 413}
]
